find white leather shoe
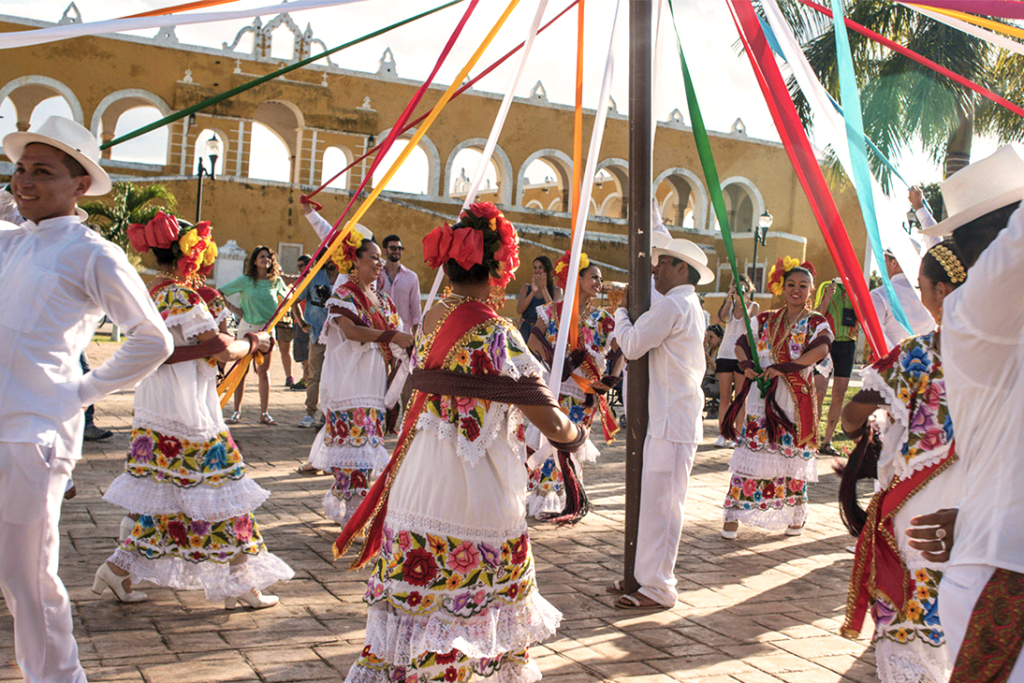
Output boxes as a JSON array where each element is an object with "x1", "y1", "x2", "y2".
[
  {"x1": 225, "y1": 588, "x2": 279, "y2": 610},
  {"x1": 721, "y1": 523, "x2": 739, "y2": 540},
  {"x1": 92, "y1": 564, "x2": 148, "y2": 603}
]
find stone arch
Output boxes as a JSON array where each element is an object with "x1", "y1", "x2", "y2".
[
  {"x1": 525, "y1": 199, "x2": 544, "y2": 210},
  {"x1": 320, "y1": 145, "x2": 353, "y2": 189},
  {"x1": 376, "y1": 126, "x2": 441, "y2": 197},
  {"x1": 516, "y1": 148, "x2": 573, "y2": 210},
  {"x1": 444, "y1": 138, "x2": 513, "y2": 205},
  {"x1": 547, "y1": 197, "x2": 562, "y2": 212},
  {"x1": 191, "y1": 128, "x2": 228, "y2": 175},
  {"x1": 90, "y1": 89, "x2": 172, "y2": 163},
  {"x1": 719, "y1": 176, "x2": 764, "y2": 233},
  {"x1": 654, "y1": 167, "x2": 708, "y2": 231},
  {"x1": 0, "y1": 75, "x2": 85, "y2": 129},
  {"x1": 594, "y1": 157, "x2": 628, "y2": 217}
]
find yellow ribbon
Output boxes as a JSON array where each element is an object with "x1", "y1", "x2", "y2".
[{"x1": 908, "y1": 2, "x2": 1024, "y2": 41}]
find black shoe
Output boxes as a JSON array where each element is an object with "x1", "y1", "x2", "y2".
[
  {"x1": 83, "y1": 425, "x2": 113, "y2": 441},
  {"x1": 290, "y1": 380, "x2": 307, "y2": 391},
  {"x1": 818, "y1": 442, "x2": 838, "y2": 456}
]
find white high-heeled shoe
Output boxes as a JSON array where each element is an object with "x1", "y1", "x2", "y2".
[
  {"x1": 92, "y1": 564, "x2": 148, "y2": 603},
  {"x1": 224, "y1": 588, "x2": 279, "y2": 610},
  {"x1": 118, "y1": 516, "x2": 136, "y2": 542}
]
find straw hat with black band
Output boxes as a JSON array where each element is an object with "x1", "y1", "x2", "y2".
[
  {"x1": 3, "y1": 116, "x2": 112, "y2": 196},
  {"x1": 652, "y1": 237, "x2": 715, "y2": 286}
]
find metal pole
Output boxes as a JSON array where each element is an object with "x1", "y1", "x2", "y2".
[
  {"x1": 623, "y1": 0, "x2": 653, "y2": 595},
  {"x1": 195, "y1": 160, "x2": 205, "y2": 224}
]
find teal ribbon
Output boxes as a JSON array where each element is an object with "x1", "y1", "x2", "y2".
[
  {"x1": 830, "y1": 0, "x2": 912, "y2": 337},
  {"x1": 758, "y1": 13, "x2": 909, "y2": 188},
  {"x1": 668, "y1": 2, "x2": 769, "y2": 395},
  {"x1": 102, "y1": 0, "x2": 465, "y2": 150}
]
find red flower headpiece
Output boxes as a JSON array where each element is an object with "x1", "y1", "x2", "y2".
[
  {"x1": 554, "y1": 250, "x2": 591, "y2": 290},
  {"x1": 422, "y1": 202, "x2": 520, "y2": 288},
  {"x1": 767, "y1": 256, "x2": 816, "y2": 297},
  {"x1": 127, "y1": 211, "x2": 180, "y2": 253}
]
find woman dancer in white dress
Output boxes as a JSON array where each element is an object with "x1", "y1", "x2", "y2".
[{"x1": 94, "y1": 213, "x2": 293, "y2": 609}]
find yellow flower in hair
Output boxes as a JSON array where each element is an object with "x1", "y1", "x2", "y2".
[
  {"x1": 203, "y1": 241, "x2": 218, "y2": 267},
  {"x1": 783, "y1": 255, "x2": 801, "y2": 273},
  {"x1": 178, "y1": 230, "x2": 202, "y2": 257},
  {"x1": 579, "y1": 253, "x2": 590, "y2": 271}
]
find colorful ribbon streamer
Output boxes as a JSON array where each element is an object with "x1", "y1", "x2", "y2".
[
  {"x1": 906, "y1": 0, "x2": 1024, "y2": 19},
  {"x1": 797, "y1": 0, "x2": 1024, "y2": 120},
  {"x1": 0, "y1": 0, "x2": 370, "y2": 50},
  {"x1": 125, "y1": 0, "x2": 244, "y2": 19},
  {"x1": 668, "y1": 1, "x2": 766, "y2": 391},
  {"x1": 567, "y1": 0, "x2": 586, "y2": 349},
  {"x1": 103, "y1": 0, "x2": 465, "y2": 150},
  {"x1": 902, "y1": 2, "x2": 1024, "y2": 55},
  {"x1": 727, "y1": 0, "x2": 889, "y2": 359},
  {"x1": 829, "y1": 0, "x2": 912, "y2": 336}
]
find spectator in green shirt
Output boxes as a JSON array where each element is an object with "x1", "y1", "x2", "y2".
[
  {"x1": 221, "y1": 245, "x2": 289, "y2": 425},
  {"x1": 814, "y1": 278, "x2": 860, "y2": 455}
]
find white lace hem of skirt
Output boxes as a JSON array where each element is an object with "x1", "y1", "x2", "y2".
[
  {"x1": 345, "y1": 656, "x2": 542, "y2": 683},
  {"x1": 861, "y1": 367, "x2": 908, "y2": 430},
  {"x1": 728, "y1": 445, "x2": 819, "y2": 483},
  {"x1": 133, "y1": 408, "x2": 225, "y2": 442},
  {"x1": 322, "y1": 396, "x2": 387, "y2": 413},
  {"x1": 362, "y1": 591, "x2": 562, "y2": 663},
  {"x1": 163, "y1": 306, "x2": 219, "y2": 342},
  {"x1": 525, "y1": 490, "x2": 564, "y2": 519},
  {"x1": 874, "y1": 637, "x2": 952, "y2": 683},
  {"x1": 108, "y1": 547, "x2": 294, "y2": 602},
  {"x1": 724, "y1": 502, "x2": 808, "y2": 530},
  {"x1": 385, "y1": 508, "x2": 527, "y2": 546},
  {"x1": 324, "y1": 490, "x2": 355, "y2": 526},
  {"x1": 309, "y1": 438, "x2": 389, "y2": 473},
  {"x1": 103, "y1": 474, "x2": 270, "y2": 522}
]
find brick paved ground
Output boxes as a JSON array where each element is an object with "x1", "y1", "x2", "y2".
[{"x1": 1, "y1": 339, "x2": 877, "y2": 683}]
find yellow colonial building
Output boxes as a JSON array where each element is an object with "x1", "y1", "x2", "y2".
[{"x1": 0, "y1": 4, "x2": 871, "y2": 315}]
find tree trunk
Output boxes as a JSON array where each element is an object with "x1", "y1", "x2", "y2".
[{"x1": 943, "y1": 108, "x2": 974, "y2": 181}]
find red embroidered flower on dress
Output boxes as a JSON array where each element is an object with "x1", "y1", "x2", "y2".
[
  {"x1": 873, "y1": 345, "x2": 902, "y2": 373},
  {"x1": 510, "y1": 534, "x2": 529, "y2": 565},
  {"x1": 435, "y1": 649, "x2": 461, "y2": 665},
  {"x1": 167, "y1": 521, "x2": 189, "y2": 547},
  {"x1": 460, "y1": 416, "x2": 481, "y2": 442},
  {"x1": 234, "y1": 516, "x2": 253, "y2": 542},
  {"x1": 350, "y1": 470, "x2": 368, "y2": 490},
  {"x1": 469, "y1": 349, "x2": 495, "y2": 376},
  {"x1": 444, "y1": 667, "x2": 458, "y2": 682},
  {"x1": 406, "y1": 591, "x2": 422, "y2": 607},
  {"x1": 402, "y1": 548, "x2": 439, "y2": 587},
  {"x1": 157, "y1": 434, "x2": 183, "y2": 459}
]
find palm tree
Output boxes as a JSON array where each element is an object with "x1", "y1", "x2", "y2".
[
  {"x1": 80, "y1": 181, "x2": 177, "y2": 253},
  {"x1": 768, "y1": 0, "x2": 1024, "y2": 192}
]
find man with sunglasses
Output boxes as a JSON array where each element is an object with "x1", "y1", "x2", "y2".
[{"x1": 377, "y1": 234, "x2": 421, "y2": 336}]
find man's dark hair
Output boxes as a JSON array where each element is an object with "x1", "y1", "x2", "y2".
[
  {"x1": 27, "y1": 142, "x2": 87, "y2": 178},
  {"x1": 707, "y1": 324, "x2": 724, "y2": 337},
  {"x1": 671, "y1": 258, "x2": 701, "y2": 287},
  {"x1": 297, "y1": 253, "x2": 312, "y2": 267},
  {"x1": 382, "y1": 234, "x2": 402, "y2": 250},
  {"x1": 952, "y1": 201, "x2": 1020, "y2": 268}
]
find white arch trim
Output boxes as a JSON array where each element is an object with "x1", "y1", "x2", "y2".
[
  {"x1": 89, "y1": 89, "x2": 172, "y2": 136},
  {"x1": 547, "y1": 197, "x2": 562, "y2": 211},
  {"x1": 719, "y1": 175, "x2": 765, "y2": 225},
  {"x1": 444, "y1": 138, "x2": 514, "y2": 205},
  {"x1": 516, "y1": 148, "x2": 573, "y2": 209},
  {"x1": 377, "y1": 126, "x2": 441, "y2": 197},
  {"x1": 654, "y1": 167, "x2": 709, "y2": 231},
  {"x1": 598, "y1": 191, "x2": 620, "y2": 217},
  {"x1": 0, "y1": 75, "x2": 85, "y2": 125},
  {"x1": 525, "y1": 199, "x2": 544, "y2": 210}
]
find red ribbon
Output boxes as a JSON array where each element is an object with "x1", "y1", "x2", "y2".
[
  {"x1": 798, "y1": 0, "x2": 1024, "y2": 120},
  {"x1": 299, "y1": 194, "x2": 323, "y2": 212},
  {"x1": 727, "y1": 0, "x2": 889, "y2": 360}
]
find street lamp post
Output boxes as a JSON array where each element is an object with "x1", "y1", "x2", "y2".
[
  {"x1": 195, "y1": 134, "x2": 222, "y2": 223},
  {"x1": 752, "y1": 210, "x2": 772, "y2": 290}
]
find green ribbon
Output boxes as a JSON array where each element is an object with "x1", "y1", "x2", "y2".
[
  {"x1": 102, "y1": 0, "x2": 465, "y2": 150},
  {"x1": 668, "y1": 2, "x2": 769, "y2": 396}
]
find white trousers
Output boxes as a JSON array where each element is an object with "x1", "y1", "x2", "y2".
[
  {"x1": 0, "y1": 443, "x2": 86, "y2": 683},
  {"x1": 939, "y1": 563, "x2": 1024, "y2": 682},
  {"x1": 635, "y1": 435, "x2": 697, "y2": 607}
]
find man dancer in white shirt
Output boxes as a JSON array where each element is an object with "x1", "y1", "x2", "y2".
[
  {"x1": 610, "y1": 238, "x2": 714, "y2": 610},
  {"x1": 911, "y1": 142, "x2": 1024, "y2": 681},
  {"x1": 0, "y1": 117, "x2": 172, "y2": 683},
  {"x1": 869, "y1": 249, "x2": 936, "y2": 350}
]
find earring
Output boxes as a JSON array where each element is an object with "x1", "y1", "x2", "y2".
[{"x1": 487, "y1": 286, "x2": 506, "y2": 310}]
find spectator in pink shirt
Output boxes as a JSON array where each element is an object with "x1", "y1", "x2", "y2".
[{"x1": 377, "y1": 234, "x2": 422, "y2": 335}]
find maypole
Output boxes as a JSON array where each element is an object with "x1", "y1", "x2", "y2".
[{"x1": 622, "y1": 0, "x2": 653, "y2": 596}]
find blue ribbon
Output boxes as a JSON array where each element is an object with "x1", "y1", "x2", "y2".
[{"x1": 830, "y1": 0, "x2": 912, "y2": 338}]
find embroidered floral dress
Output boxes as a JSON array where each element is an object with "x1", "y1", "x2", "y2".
[
  {"x1": 849, "y1": 333, "x2": 964, "y2": 683},
  {"x1": 103, "y1": 282, "x2": 293, "y2": 600},
  {"x1": 309, "y1": 283, "x2": 400, "y2": 524},
  {"x1": 346, "y1": 316, "x2": 562, "y2": 683},
  {"x1": 723, "y1": 309, "x2": 832, "y2": 529},
  {"x1": 524, "y1": 303, "x2": 615, "y2": 518}
]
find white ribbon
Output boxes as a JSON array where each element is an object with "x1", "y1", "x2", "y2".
[
  {"x1": 546, "y1": 0, "x2": 621, "y2": 393},
  {"x1": 899, "y1": 2, "x2": 1024, "y2": 58},
  {"x1": 424, "y1": 0, "x2": 550, "y2": 310},
  {"x1": 0, "y1": 0, "x2": 370, "y2": 50}
]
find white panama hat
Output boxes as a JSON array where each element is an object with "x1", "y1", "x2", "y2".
[
  {"x1": 923, "y1": 142, "x2": 1024, "y2": 237},
  {"x1": 3, "y1": 116, "x2": 111, "y2": 196},
  {"x1": 652, "y1": 237, "x2": 715, "y2": 285}
]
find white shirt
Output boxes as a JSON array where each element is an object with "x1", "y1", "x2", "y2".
[
  {"x1": 0, "y1": 215, "x2": 172, "y2": 458},
  {"x1": 869, "y1": 273, "x2": 936, "y2": 351},
  {"x1": 614, "y1": 283, "x2": 706, "y2": 444},
  {"x1": 942, "y1": 205, "x2": 1024, "y2": 573}
]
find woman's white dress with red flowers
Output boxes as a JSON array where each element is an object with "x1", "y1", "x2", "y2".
[
  {"x1": 103, "y1": 283, "x2": 293, "y2": 601},
  {"x1": 346, "y1": 318, "x2": 562, "y2": 683},
  {"x1": 309, "y1": 286, "x2": 401, "y2": 524},
  {"x1": 723, "y1": 311, "x2": 832, "y2": 530},
  {"x1": 524, "y1": 305, "x2": 613, "y2": 518}
]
